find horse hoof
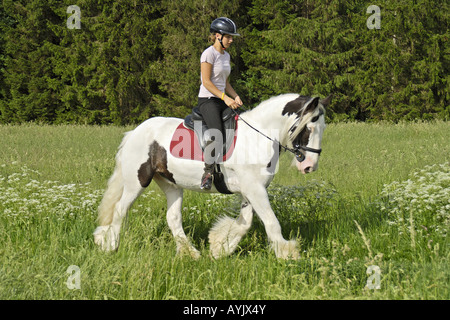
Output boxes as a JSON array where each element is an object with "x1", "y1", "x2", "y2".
[
  {"x1": 272, "y1": 240, "x2": 300, "y2": 260},
  {"x1": 176, "y1": 246, "x2": 201, "y2": 260},
  {"x1": 93, "y1": 226, "x2": 119, "y2": 252},
  {"x1": 175, "y1": 237, "x2": 201, "y2": 259}
]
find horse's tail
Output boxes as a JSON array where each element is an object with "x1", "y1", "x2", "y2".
[{"x1": 97, "y1": 132, "x2": 131, "y2": 226}]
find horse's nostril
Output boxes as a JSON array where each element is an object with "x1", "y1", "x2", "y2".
[{"x1": 304, "y1": 166, "x2": 312, "y2": 173}]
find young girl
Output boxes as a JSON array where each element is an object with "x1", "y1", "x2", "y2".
[{"x1": 198, "y1": 17, "x2": 242, "y2": 190}]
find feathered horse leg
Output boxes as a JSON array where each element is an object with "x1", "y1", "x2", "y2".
[
  {"x1": 242, "y1": 184, "x2": 299, "y2": 260},
  {"x1": 209, "y1": 198, "x2": 253, "y2": 258},
  {"x1": 155, "y1": 176, "x2": 200, "y2": 259}
]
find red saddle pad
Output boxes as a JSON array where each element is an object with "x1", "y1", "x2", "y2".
[{"x1": 169, "y1": 119, "x2": 238, "y2": 162}]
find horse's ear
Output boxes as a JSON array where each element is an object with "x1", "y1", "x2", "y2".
[
  {"x1": 320, "y1": 94, "x2": 333, "y2": 107},
  {"x1": 304, "y1": 97, "x2": 320, "y2": 114}
]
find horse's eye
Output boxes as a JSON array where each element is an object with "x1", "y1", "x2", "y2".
[{"x1": 311, "y1": 115, "x2": 319, "y2": 123}]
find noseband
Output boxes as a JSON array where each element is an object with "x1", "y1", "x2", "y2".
[{"x1": 293, "y1": 145, "x2": 322, "y2": 162}]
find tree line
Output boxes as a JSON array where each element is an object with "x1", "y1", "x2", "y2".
[{"x1": 0, "y1": 0, "x2": 448, "y2": 124}]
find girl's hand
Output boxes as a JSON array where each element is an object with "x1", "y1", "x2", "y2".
[
  {"x1": 224, "y1": 96, "x2": 240, "y2": 109},
  {"x1": 234, "y1": 96, "x2": 243, "y2": 107}
]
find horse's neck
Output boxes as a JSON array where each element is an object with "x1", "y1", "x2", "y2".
[{"x1": 241, "y1": 94, "x2": 299, "y2": 144}]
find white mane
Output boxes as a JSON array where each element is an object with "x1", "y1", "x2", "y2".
[{"x1": 239, "y1": 94, "x2": 325, "y2": 148}]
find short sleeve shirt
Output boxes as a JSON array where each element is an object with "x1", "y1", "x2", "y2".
[{"x1": 198, "y1": 46, "x2": 231, "y2": 98}]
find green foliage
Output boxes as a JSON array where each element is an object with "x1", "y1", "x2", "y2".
[
  {"x1": 240, "y1": 0, "x2": 449, "y2": 121},
  {"x1": 379, "y1": 163, "x2": 449, "y2": 241},
  {"x1": 0, "y1": 0, "x2": 448, "y2": 124},
  {"x1": 268, "y1": 181, "x2": 338, "y2": 223},
  {"x1": 0, "y1": 0, "x2": 163, "y2": 124}
]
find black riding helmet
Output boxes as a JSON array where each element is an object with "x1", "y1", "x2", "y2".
[
  {"x1": 210, "y1": 17, "x2": 240, "y2": 49},
  {"x1": 210, "y1": 17, "x2": 240, "y2": 36}
]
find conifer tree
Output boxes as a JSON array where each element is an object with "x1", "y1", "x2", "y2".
[
  {"x1": 53, "y1": 0, "x2": 163, "y2": 124},
  {"x1": 0, "y1": 0, "x2": 63, "y2": 122},
  {"x1": 0, "y1": 0, "x2": 447, "y2": 123}
]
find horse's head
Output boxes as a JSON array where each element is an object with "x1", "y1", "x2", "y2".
[{"x1": 283, "y1": 95, "x2": 331, "y2": 174}]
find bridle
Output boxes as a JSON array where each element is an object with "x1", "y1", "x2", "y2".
[
  {"x1": 230, "y1": 107, "x2": 323, "y2": 163},
  {"x1": 292, "y1": 108, "x2": 324, "y2": 162},
  {"x1": 293, "y1": 145, "x2": 322, "y2": 162}
]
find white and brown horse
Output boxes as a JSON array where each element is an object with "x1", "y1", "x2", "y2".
[{"x1": 94, "y1": 94, "x2": 330, "y2": 259}]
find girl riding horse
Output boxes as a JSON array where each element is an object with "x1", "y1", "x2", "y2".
[{"x1": 198, "y1": 17, "x2": 243, "y2": 190}]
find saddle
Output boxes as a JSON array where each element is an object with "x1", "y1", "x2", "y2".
[
  {"x1": 169, "y1": 107, "x2": 239, "y2": 195},
  {"x1": 183, "y1": 107, "x2": 239, "y2": 156},
  {"x1": 170, "y1": 107, "x2": 239, "y2": 162}
]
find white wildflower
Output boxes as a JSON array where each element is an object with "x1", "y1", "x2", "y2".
[{"x1": 379, "y1": 162, "x2": 449, "y2": 238}]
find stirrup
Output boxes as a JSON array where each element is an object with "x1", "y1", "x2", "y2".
[{"x1": 200, "y1": 172, "x2": 213, "y2": 190}]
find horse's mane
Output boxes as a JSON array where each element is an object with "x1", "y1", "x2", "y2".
[
  {"x1": 286, "y1": 102, "x2": 325, "y2": 148},
  {"x1": 237, "y1": 94, "x2": 325, "y2": 148}
]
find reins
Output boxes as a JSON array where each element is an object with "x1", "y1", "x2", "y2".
[{"x1": 229, "y1": 106, "x2": 322, "y2": 162}]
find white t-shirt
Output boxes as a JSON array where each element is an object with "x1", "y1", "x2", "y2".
[{"x1": 198, "y1": 46, "x2": 231, "y2": 98}]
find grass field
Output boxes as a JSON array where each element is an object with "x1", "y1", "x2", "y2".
[{"x1": 0, "y1": 121, "x2": 448, "y2": 300}]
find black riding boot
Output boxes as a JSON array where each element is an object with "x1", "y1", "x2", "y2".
[
  {"x1": 201, "y1": 139, "x2": 220, "y2": 190},
  {"x1": 200, "y1": 162, "x2": 214, "y2": 190}
]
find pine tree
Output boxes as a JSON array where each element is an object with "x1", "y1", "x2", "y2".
[
  {"x1": 241, "y1": 0, "x2": 448, "y2": 121},
  {"x1": 52, "y1": 0, "x2": 164, "y2": 124},
  {"x1": 241, "y1": 0, "x2": 361, "y2": 117},
  {"x1": 351, "y1": 0, "x2": 448, "y2": 121},
  {"x1": 0, "y1": 0, "x2": 447, "y2": 123},
  {"x1": 0, "y1": 0, "x2": 64, "y2": 122},
  {"x1": 0, "y1": 2, "x2": 15, "y2": 111}
]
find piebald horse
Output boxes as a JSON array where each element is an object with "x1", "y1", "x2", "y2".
[{"x1": 94, "y1": 94, "x2": 330, "y2": 259}]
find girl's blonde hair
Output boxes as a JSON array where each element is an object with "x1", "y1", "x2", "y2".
[{"x1": 209, "y1": 33, "x2": 217, "y2": 43}]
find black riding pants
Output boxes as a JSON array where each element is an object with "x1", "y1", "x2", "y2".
[
  {"x1": 198, "y1": 97, "x2": 228, "y2": 163},
  {"x1": 198, "y1": 97, "x2": 228, "y2": 138}
]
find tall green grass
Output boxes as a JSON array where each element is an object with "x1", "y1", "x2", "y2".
[{"x1": 0, "y1": 121, "x2": 448, "y2": 299}]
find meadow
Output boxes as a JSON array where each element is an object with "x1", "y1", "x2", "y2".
[{"x1": 0, "y1": 121, "x2": 448, "y2": 300}]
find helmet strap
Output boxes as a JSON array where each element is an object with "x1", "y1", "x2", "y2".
[{"x1": 218, "y1": 34, "x2": 226, "y2": 50}]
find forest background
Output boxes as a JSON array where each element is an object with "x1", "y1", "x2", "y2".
[{"x1": 0, "y1": 0, "x2": 448, "y2": 125}]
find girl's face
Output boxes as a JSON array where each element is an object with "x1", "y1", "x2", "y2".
[{"x1": 217, "y1": 34, "x2": 233, "y2": 49}]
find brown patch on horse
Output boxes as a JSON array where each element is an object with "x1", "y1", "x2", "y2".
[
  {"x1": 138, "y1": 141, "x2": 176, "y2": 188},
  {"x1": 282, "y1": 96, "x2": 310, "y2": 117},
  {"x1": 282, "y1": 96, "x2": 321, "y2": 118},
  {"x1": 297, "y1": 127, "x2": 311, "y2": 146}
]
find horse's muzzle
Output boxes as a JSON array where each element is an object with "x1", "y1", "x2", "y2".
[{"x1": 296, "y1": 157, "x2": 317, "y2": 174}]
